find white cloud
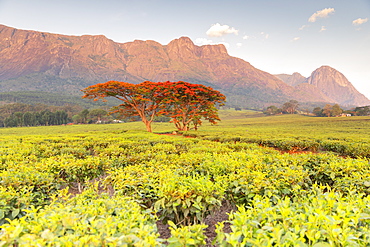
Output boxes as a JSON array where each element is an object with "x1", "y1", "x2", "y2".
[
  {"x1": 291, "y1": 37, "x2": 300, "y2": 42},
  {"x1": 299, "y1": 25, "x2": 309, "y2": 31},
  {"x1": 308, "y1": 8, "x2": 335, "y2": 22},
  {"x1": 353, "y1": 18, "x2": 368, "y2": 26},
  {"x1": 236, "y1": 43, "x2": 242, "y2": 48},
  {"x1": 206, "y1": 23, "x2": 238, "y2": 37},
  {"x1": 195, "y1": 38, "x2": 213, "y2": 46},
  {"x1": 320, "y1": 26, "x2": 327, "y2": 32},
  {"x1": 194, "y1": 38, "x2": 230, "y2": 48},
  {"x1": 243, "y1": 35, "x2": 249, "y2": 40}
]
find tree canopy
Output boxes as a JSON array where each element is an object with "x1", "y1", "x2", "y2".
[
  {"x1": 314, "y1": 104, "x2": 343, "y2": 117},
  {"x1": 82, "y1": 81, "x2": 226, "y2": 132},
  {"x1": 282, "y1": 100, "x2": 299, "y2": 114},
  {"x1": 158, "y1": 81, "x2": 226, "y2": 131}
]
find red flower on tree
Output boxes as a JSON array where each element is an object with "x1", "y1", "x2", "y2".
[
  {"x1": 157, "y1": 81, "x2": 226, "y2": 131},
  {"x1": 82, "y1": 81, "x2": 226, "y2": 132},
  {"x1": 82, "y1": 81, "x2": 166, "y2": 132}
]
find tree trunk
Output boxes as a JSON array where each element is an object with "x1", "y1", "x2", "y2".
[{"x1": 143, "y1": 120, "x2": 152, "y2": 132}]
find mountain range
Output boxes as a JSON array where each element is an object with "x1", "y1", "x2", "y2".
[{"x1": 0, "y1": 24, "x2": 369, "y2": 109}]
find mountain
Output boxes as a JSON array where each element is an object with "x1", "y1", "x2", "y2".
[
  {"x1": 306, "y1": 66, "x2": 370, "y2": 106},
  {"x1": 276, "y1": 66, "x2": 370, "y2": 106},
  {"x1": 0, "y1": 24, "x2": 369, "y2": 108},
  {"x1": 275, "y1": 73, "x2": 306, "y2": 87}
]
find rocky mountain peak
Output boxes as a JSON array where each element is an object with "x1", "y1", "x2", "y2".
[
  {"x1": 292, "y1": 72, "x2": 303, "y2": 77},
  {"x1": 0, "y1": 24, "x2": 369, "y2": 108},
  {"x1": 308, "y1": 66, "x2": 352, "y2": 87},
  {"x1": 171, "y1": 36, "x2": 194, "y2": 45},
  {"x1": 275, "y1": 72, "x2": 306, "y2": 86},
  {"x1": 306, "y1": 66, "x2": 369, "y2": 106},
  {"x1": 166, "y1": 36, "x2": 200, "y2": 59},
  {"x1": 166, "y1": 36, "x2": 228, "y2": 59}
]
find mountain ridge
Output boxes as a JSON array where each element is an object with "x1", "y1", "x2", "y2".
[
  {"x1": 1, "y1": 24, "x2": 369, "y2": 108},
  {"x1": 275, "y1": 66, "x2": 370, "y2": 106}
]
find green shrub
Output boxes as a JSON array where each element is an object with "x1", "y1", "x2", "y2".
[
  {"x1": 0, "y1": 186, "x2": 34, "y2": 226},
  {"x1": 167, "y1": 221, "x2": 207, "y2": 247},
  {"x1": 0, "y1": 188, "x2": 162, "y2": 246},
  {"x1": 154, "y1": 174, "x2": 225, "y2": 225},
  {"x1": 215, "y1": 186, "x2": 370, "y2": 246}
]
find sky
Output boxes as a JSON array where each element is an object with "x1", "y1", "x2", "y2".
[{"x1": 1, "y1": 0, "x2": 369, "y2": 98}]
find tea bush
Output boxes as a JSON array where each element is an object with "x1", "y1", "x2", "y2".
[
  {"x1": 215, "y1": 186, "x2": 370, "y2": 246},
  {"x1": 0, "y1": 188, "x2": 161, "y2": 246},
  {"x1": 1, "y1": 116, "x2": 370, "y2": 245}
]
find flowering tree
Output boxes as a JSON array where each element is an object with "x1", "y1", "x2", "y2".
[
  {"x1": 82, "y1": 81, "x2": 226, "y2": 132},
  {"x1": 82, "y1": 81, "x2": 165, "y2": 132},
  {"x1": 158, "y1": 81, "x2": 226, "y2": 131}
]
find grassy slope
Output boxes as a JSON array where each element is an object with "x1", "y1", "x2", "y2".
[
  {"x1": 1, "y1": 109, "x2": 370, "y2": 142},
  {"x1": 199, "y1": 110, "x2": 370, "y2": 142}
]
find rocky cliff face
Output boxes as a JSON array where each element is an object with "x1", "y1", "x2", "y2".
[
  {"x1": 275, "y1": 73, "x2": 306, "y2": 87},
  {"x1": 275, "y1": 67, "x2": 370, "y2": 106},
  {"x1": 305, "y1": 66, "x2": 370, "y2": 106},
  {"x1": 0, "y1": 24, "x2": 369, "y2": 108}
]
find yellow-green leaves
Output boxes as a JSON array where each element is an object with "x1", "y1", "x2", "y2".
[
  {"x1": 216, "y1": 186, "x2": 370, "y2": 246},
  {"x1": 0, "y1": 189, "x2": 161, "y2": 246},
  {"x1": 1, "y1": 124, "x2": 370, "y2": 245},
  {"x1": 167, "y1": 221, "x2": 207, "y2": 247},
  {"x1": 154, "y1": 174, "x2": 225, "y2": 225}
]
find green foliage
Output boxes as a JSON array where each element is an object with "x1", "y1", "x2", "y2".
[
  {"x1": 184, "y1": 112, "x2": 370, "y2": 158},
  {"x1": 4, "y1": 110, "x2": 69, "y2": 127},
  {"x1": 215, "y1": 186, "x2": 370, "y2": 246},
  {"x1": 0, "y1": 115, "x2": 370, "y2": 245},
  {"x1": 264, "y1": 105, "x2": 282, "y2": 115},
  {"x1": 154, "y1": 174, "x2": 225, "y2": 225},
  {"x1": 0, "y1": 186, "x2": 34, "y2": 226},
  {"x1": 167, "y1": 221, "x2": 207, "y2": 247},
  {"x1": 49, "y1": 156, "x2": 108, "y2": 192},
  {"x1": 353, "y1": 106, "x2": 370, "y2": 116},
  {"x1": 0, "y1": 167, "x2": 59, "y2": 208},
  {"x1": 0, "y1": 188, "x2": 161, "y2": 246},
  {"x1": 282, "y1": 100, "x2": 299, "y2": 114},
  {"x1": 315, "y1": 104, "x2": 344, "y2": 117}
]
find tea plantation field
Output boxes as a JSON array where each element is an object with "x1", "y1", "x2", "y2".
[{"x1": 1, "y1": 111, "x2": 370, "y2": 246}]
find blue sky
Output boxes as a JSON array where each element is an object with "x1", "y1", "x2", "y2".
[{"x1": 1, "y1": 0, "x2": 369, "y2": 98}]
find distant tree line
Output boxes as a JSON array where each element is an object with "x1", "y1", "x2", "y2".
[
  {"x1": 0, "y1": 103, "x2": 111, "y2": 128},
  {"x1": 352, "y1": 106, "x2": 370, "y2": 116},
  {"x1": 263, "y1": 100, "x2": 300, "y2": 115},
  {"x1": 0, "y1": 101, "x2": 173, "y2": 128},
  {"x1": 264, "y1": 101, "x2": 370, "y2": 117},
  {"x1": 313, "y1": 104, "x2": 370, "y2": 117},
  {"x1": 72, "y1": 109, "x2": 109, "y2": 124},
  {"x1": 313, "y1": 104, "x2": 343, "y2": 117},
  {"x1": 2, "y1": 110, "x2": 69, "y2": 127}
]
